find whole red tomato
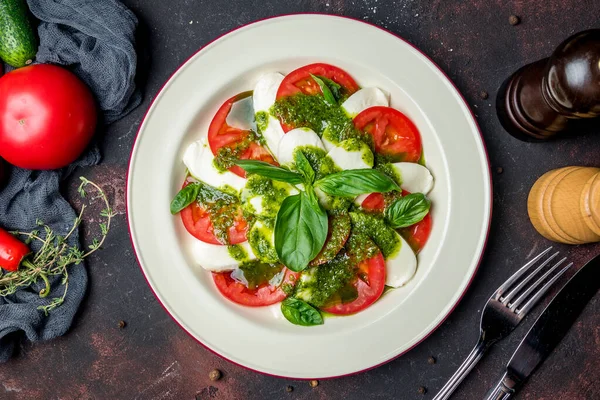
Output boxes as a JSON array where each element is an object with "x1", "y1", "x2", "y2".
[{"x1": 0, "y1": 64, "x2": 97, "y2": 170}]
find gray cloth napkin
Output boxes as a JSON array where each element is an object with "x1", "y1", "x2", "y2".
[{"x1": 0, "y1": 0, "x2": 141, "y2": 362}]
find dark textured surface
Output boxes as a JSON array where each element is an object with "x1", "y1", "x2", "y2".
[{"x1": 1, "y1": 1, "x2": 600, "y2": 399}]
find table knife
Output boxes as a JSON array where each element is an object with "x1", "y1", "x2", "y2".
[{"x1": 484, "y1": 252, "x2": 600, "y2": 400}]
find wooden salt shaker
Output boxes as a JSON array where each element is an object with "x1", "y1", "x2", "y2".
[{"x1": 497, "y1": 29, "x2": 600, "y2": 141}]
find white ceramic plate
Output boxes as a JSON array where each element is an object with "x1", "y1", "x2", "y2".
[{"x1": 127, "y1": 14, "x2": 491, "y2": 379}]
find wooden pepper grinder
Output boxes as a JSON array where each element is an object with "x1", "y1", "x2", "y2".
[{"x1": 497, "y1": 29, "x2": 600, "y2": 141}]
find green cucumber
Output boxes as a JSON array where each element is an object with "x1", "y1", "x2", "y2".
[{"x1": 0, "y1": 0, "x2": 37, "y2": 67}]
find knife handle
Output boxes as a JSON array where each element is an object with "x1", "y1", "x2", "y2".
[{"x1": 484, "y1": 372, "x2": 518, "y2": 400}]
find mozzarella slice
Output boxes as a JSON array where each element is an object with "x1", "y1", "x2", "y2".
[
  {"x1": 321, "y1": 135, "x2": 338, "y2": 152},
  {"x1": 276, "y1": 127, "x2": 325, "y2": 165},
  {"x1": 183, "y1": 140, "x2": 247, "y2": 192},
  {"x1": 392, "y1": 163, "x2": 434, "y2": 194},
  {"x1": 247, "y1": 220, "x2": 278, "y2": 263},
  {"x1": 341, "y1": 87, "x2": 389, "y2": 118},
  {"x1": 253, "y1": 73, "x2": 286, "y2": 155},
  {"x1": 354, "y1": 193, "x2": 370, "y2": 206},
  {"x1": 191, "y1": 240, "x2": 256, "y2": 272},
  {"x1": 253, "y1": 72, "x2": 284, "y2": 112},
  {"x1": 385, "y1": 233, "x2": 417, "y2": 287},
  {"x1": 248, "y1": 196, "x2": 264, "y2": 214},
  {"x1": 326, "y1": 138, "x2": 374, "y2": 170},
  {"x1": 226, "y1": 95, "x2": 255, "y2": 131}
]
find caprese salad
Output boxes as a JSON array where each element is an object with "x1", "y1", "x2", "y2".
[{"x1": 170, "y1": 63, "x2": 434, "y2": 326}]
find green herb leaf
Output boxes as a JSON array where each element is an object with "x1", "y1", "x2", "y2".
[
  {"x1": 294, "y1": 150, "x2": 315, "y2": 184},
  {"x1": 310, "y1": 74, "x2": 336, "y2": 105},
  {"x1": 316, "y1": 75, "x2": 342, "y2": 102},
  {"x1": 385, "y1": 193, "x2": 431, "y2": 228},
  {"x1": 275, "y1": 192, "x2": 328, "y2": 272},
  {"x1": 315, "y1": 169, "x2": 400, "y2": 197},
  {"x1": 170, "y1": 183, "x2": 200, "y2": 214},
  {"x1": 280, "y1": 297, "x2": 324, "y2": 326},
  {"x1": 234, "y1": 160, "x2": 304, "y2": 184}
]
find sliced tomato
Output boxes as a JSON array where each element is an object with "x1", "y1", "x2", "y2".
[
  {"x1": 361, "y1": 193, "x2": 385, "y2": 212},
  {"x1": 310, "y1": 212, "x2": 351, "y2": 266},
  {"x1": 180, "y1": 201, "x2": 248, "y2": 245},
  {"x1": 208, "y1": 92, "x2": 276, "y2": 178},
  {"x1": 276, "y1": 63, "x2": 359, "y2": 99},
  {"x1": 213, "y1": 268, "x2": 299, "y2": 307},
  {"x1": 360, "y1": 190, "x2": 432, "y2": 253},
  {"x1": 322, "y1": 252, "x2": 386, "y2": 315},
  {"x1": 353, "y1": 106, "x2": 422, "y2": 162},
  {"x1": 401, "y1": 213, "x2": 432, "y2": 253},
  {"x1": 179, "y1": 180, "x2": 248, "y2": 245}
]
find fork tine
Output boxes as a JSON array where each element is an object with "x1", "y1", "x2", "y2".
[
  {"x1": 510, "y1": 256, "x2": 568, "y2": 311},
  {"x1": 494, "y1": 247, "x2": 553, "y2": 299},
  {"x1": 515, "y1": 261, "x2": 573, "y2": 316},
  {"x1": 501, "y1": 251, "x2": 560, "y2": 305}
]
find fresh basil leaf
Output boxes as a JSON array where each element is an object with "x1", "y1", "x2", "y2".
[
  {"x1": 315, "y1": 169, "x2": 400, "y2": 197},
  {"x1": 310, "y1": 74, "x2": 336, "y2": 105},
  {"x1": 170, "y1": 183, "x2": 200, "y2": 214},
  {"x1": 234, "y1": 160, "x2": 303, "y2": 184},
  {"x1": 385, "y1": 193, "x2": 431, "y2": 228},
  {"x1": 316, "y1": 75, "x2": 342, "y2": 102},
  {"x1": 304, "y1": 185, "x2": 321, "y2": 212},
  {"x1": 275, "y1": 192, "x2": 328, "y2": 272},
  {"x1": 281, "y1": 297, "x2": 323, "y2": 326},
  {"x1": 294, "y1": 149, "x2": 315, "y2": 184}
]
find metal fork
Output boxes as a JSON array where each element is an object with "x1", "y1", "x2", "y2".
[{"x1": 433, "y1": 247, "x2": 572, "y2": 400}]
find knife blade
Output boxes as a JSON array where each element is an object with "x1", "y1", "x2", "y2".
[{"x1": 484, "y1": 253, "x2": 600, "y2": 400}]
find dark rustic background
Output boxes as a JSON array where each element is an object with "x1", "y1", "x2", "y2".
[{"x1": 1, "y1": 1, "x2": 600, "y2": 399}]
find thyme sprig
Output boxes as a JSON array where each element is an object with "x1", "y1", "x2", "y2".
[{"x1": 0, "y1": 177, "x2": 114, "y2": 315}]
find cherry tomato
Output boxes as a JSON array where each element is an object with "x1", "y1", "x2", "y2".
[
  {"x1": 322, "y1": 253, "x2": 386, "y2": 315},
  {"x1": 276, "y1": 63, "x2": 359, "y2": 99},
  {"x1": 0, "y1": 64, "x2": 97, "y2": 170},
  {"x1": 353, "y1": 106, "x2": 422, "y2": 163},
  {"x1": 213, "y1": 268, "x2": 299, "y2": 307},
  {"x1": 207, "y1": 92, "x2": 276, "y2": 178},
  {"x1": 0, "y1": 227, "x2": 31, "y2": 272}
]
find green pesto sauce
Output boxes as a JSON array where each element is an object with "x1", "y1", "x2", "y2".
[
  {"x1": 227, "y1": 244, "x2": 248, "y2": 261},
  {"x1": 322, "y1": 280, "x2": 359, "y2": 308},
  {"x1": 255, "y1": 111, "x2": 269, "y2": 133},
  {"x1": 375, "y1": 162, "x2": 402, "y2": 186},
  {"x1": 242, "y1": 175, "x2": 293, "y2": 218},
  {"x1": 349, "y1": 211, "x2": 401, "y2": 258},
  {"x1": 310, "y1": 212, "x2": 351, "y2": 265},
  {"x1": 340, "y1": 138, "x2": 374, "y2": 167},
  {"x1": 344, "y1": 232, "x2": 379, "y2": 263},
  {"x1": 295, "y1": 254, "x2": 356, "y2": 307},
  {"x1": 296, "y1": 145, "x2": 339, "y2": 180},
  {"x1": 281, "y1": 283, "x2": 295, "y2": 296},
  {"x1": 235, "y1": 261, "x2": 284, "y2": 290},
  {"x1": 339, "y1": 137, "x2": 364, "y2": 151},
  {"x1": 213, "y1": 130, "x2": 262, "y2": 172},
  {"x1": 196, "y1": 182, "x2": 240, "y2": 244},
  {"x1": 247, "y1": 223, "x2": 278, "y2": 263},
  {"x1": 271, "y1": 93, "x2": 369, "y2": 147}
]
